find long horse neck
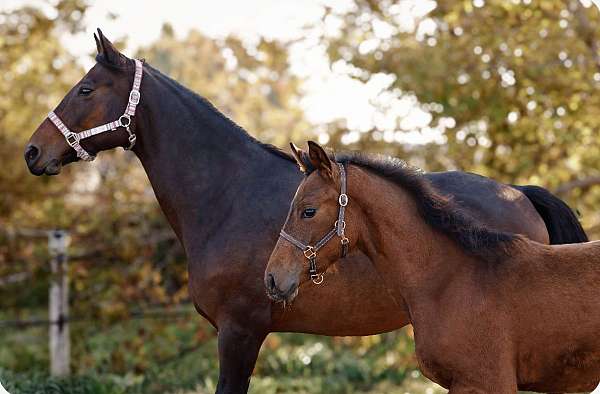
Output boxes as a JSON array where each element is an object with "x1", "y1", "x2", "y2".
[
  {"x1": 130, "y1": 65, "x2": 299, "y2": 253},
  {"x1": 350, "y1": 166, "x2": 477, "y2": 304}
]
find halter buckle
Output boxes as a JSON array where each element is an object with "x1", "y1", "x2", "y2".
[
  {"x1": 334, "y1": 220, "x2": 346, "y2": 232},
  {"x1": 341, "y1": 236, "x2": 349, "y2": 245},
  {"x1": 65, "y1": 133, "x2": 78, "y2": 146},
  {"x1": 129, "y1": 89, "x2": 141, "y2": 105},
  {"x1": 303, "y1": 247, "x2": 316, "y2": 260},
  {"x1": 339, "y1": 193, "x2": 348, "y2": 207}
]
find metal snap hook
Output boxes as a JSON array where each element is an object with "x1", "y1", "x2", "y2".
[{"x1": 311, "y1": 273, "x2": 324, "y2": 285}]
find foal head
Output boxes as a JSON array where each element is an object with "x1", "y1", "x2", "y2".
[
  {"x1": 265, "y1": 141, "x2": 363, "y2": 304},
  {"x1": 25, "y1": 29, "x2": 140, "y2": 175}
]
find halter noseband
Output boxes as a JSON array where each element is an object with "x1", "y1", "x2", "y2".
[
  {"x1": 279, "y1": 162, "x2": 350, "y2": 285},
  {"x1": 47, "y1": 58, "x2": 144, "y2": 161}
]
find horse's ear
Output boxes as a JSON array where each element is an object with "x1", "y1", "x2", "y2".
[
  {"x1": 95, "y1": 28, "x2": 127, "y2": 66},
  {"x1": 307, "y1": 141, "x2": 333, "y2": 179}
]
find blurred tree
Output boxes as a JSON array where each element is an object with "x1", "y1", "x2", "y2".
[
  {"x1": 0, "y1": 0, "x2": 88, "y2": 308},
  {"x1": 136, "y1": 24, "x2": 310, "y2": 146},
  {"x1": 321, "y1": 0, "x2": 600, "y2": 236}
]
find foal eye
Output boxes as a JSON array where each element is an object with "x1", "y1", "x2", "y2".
[
  {"x1": 78, "y1": 87, "x2": 94, "y2": 96},
  {"x1": 302, "y1": 208, "x2": 317, "y2": 218}
]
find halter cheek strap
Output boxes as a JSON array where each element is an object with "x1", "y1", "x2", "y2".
[
  {"x1": 279, "y1": 162, "x2": 350, "y2": 285},
  {"x1": 47, "y1": 58, "x2": 144, "y2": 162}
]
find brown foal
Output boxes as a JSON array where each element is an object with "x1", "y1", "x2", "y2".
[{"x1": 264, "y1": 141, "x2": 600, "y2": 393}]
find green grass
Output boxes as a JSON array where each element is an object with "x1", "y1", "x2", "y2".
[{"x1": 0, "y1": 312, "x2": 448, "y2": 394}]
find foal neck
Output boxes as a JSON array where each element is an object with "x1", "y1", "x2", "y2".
[{"x1": 351, "y1": 166, "x2": 478, "y2": 302}]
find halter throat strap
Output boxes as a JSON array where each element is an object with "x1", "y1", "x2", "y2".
[
  {"x1": 47, "y1": 58, "x2": 144, "y2": 162},
  {"x1": 279, "y1": 162, "x2": 350, "y2": 285}
]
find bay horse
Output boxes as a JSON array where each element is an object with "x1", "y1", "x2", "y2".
[
  {"x1": 24, "y1": 30, "x2": 587, "y2": 393},
  {"x1": 265, "y1": 141, "x2": 600, "y2": 393}
]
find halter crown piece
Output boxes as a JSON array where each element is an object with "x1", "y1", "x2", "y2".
[
  {"x1": 279, "y1": 162, "x2": 350, "y2": 285},
  {"x1": 47, "y1": 59, "x2": 144, "y2": 161}
]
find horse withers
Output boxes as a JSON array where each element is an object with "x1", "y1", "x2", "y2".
[{"x1": 265, "y1": 141, "x2": 600, "y2": 393}]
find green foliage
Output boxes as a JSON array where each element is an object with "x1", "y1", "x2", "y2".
[
  {"x1": 135, "y1": 24, "x2": 311, "y2": 146},
  {"x1": 322, "y1": 0, "x2": 600, "y2": 237}
]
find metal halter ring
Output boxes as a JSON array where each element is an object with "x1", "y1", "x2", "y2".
[
  {"x1": 119, "y1": 115, "x2": 131, "y2": 128},
  {"x1": 339, "y1": 193, "x2": 348, "y2": 207}
]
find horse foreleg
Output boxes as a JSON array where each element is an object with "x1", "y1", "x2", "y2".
[
  {"x1": 448, "y1": 379, "x2": 517, "y2": 394},
  {"x1": 215, "y1": 324, "x2": 267, "y2": 394}
]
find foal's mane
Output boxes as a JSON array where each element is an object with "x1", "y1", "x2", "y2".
[{"x1": 321, "y1": 151, "x2": 522, "y2": 263}]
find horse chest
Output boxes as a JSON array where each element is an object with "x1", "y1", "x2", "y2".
[{"x1": 185, "y1": 242, "x2": 273, "y2": 329}]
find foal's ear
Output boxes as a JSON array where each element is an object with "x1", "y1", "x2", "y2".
[
  {"x1": 95, "y1": 28, "x2": 128, "y2": 66},
  {"x1": 307, "y1": 141, "x2": 333, "y2": 179},
  {"x1": 290, "y1": 142, "x2": 311, "y2": 173}
]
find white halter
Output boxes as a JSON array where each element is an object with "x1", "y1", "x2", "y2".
[{"x1": 47, "y1": 59, "x2": 144, "y2": 161}]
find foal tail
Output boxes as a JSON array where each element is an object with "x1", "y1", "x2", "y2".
[{"x1": 514, "y1": 185, "x2": 588, "y2": 244}]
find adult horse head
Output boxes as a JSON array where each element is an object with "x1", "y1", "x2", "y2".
[{"x1": 25, "y1": 29, "x2": 140, "y2": 175}]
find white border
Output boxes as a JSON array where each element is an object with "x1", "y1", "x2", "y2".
[{"x1": 0, "y1": 380, "x2": 8, "y2": 394}]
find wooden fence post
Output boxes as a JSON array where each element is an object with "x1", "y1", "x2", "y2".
[{"x1": 48, "y1": 230, "x2": 70, "y2": 376}]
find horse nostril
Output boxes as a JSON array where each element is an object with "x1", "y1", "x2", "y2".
[
  {"x1": 267, "y1": 273, "x2": 277, "y2": 292},
  {"x1": 24, "y1": 144, "x2": 41, "y2": 166}
]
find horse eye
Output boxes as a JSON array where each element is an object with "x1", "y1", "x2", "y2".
[
  {"x1": 78, "y1": 87, "x2": 93, "y2": 96},
  {"x1": 302, "y1": 208, "x2": 317, "y2": 219}
]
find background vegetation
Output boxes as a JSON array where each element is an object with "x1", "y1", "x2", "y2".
[{"x1": 0, "y1": 0, "x2": 598, "y2": 393}]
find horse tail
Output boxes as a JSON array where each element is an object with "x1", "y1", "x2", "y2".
[{"x1": 513, "y1": 185, "x2": 588, "y2": 244}]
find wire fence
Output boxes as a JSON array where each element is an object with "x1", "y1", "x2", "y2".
[
  {"x1": 0, "y1": 225, "x2": 193, "y2": 377},
  {"x1": 0, "y1": 305, "x2": 196, "y2": 329}
]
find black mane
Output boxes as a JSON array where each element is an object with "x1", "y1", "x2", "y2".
[{"x1": 331, "y1": 151, "x2": 521, "y2": 262}]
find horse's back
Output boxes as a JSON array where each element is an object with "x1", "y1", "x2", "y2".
[{"x1": 425, "y1": 171, "x2": 549, "y2": 243}]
